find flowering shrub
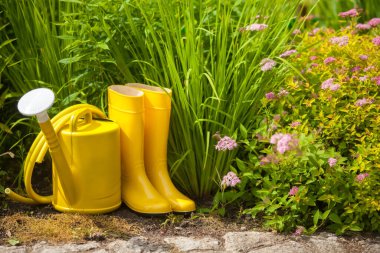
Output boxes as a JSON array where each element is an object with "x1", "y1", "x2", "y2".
[{"x1": 214, "y1": 12, "x2": 380, "y2": 234}]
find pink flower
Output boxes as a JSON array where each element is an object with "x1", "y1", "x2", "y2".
[
  {"x1": 277, "y1": 88, "x2": 289, "y2": 97},
  {"x1": 273, "y1": 114, "x2": 281, "y2": 121},
  {"x1": 293, "y1": 226, "x2": 305, "y2": 236},
  {"x1": 289, "y1": 186, "x2": 299, "y2": 196},
  {"x1": 215, "y1": 136, "x2": 238, "y2": 151},
  {"x1": 265, "y1": 92, "x2": 276, "y2": 100},
  {"x1": 270, "y1": 133, "x2": 284, "y2": 144},
  {"x1": 292, "y1": 29, "x2": 301, "y2": 35},
  {"x1": 290, "y1": 121, "x2": 301, "y2": 128},
  {"x1": 364, "y1": 66, "x2": 375, "y2": 72},
  {"x1": 321, "y1": 78, "x2": 334, "y2": 90},
  {"x1": 359, "y1": 54, "x2": 368, "y2": 60},
  {"x1": 372, "y1": 76, "x2": 380, "y2": 85},
  {"x1": 244, "y1": 23, "x2": 268, "y2": 31},
  {"x1": 260, "y1": 58, "x2": 276, "y2": 71},
  {"x1": 351, "y1": 66, "x2": 361, "y2": 72},
  {"x1": 372, "y1": 36, "x2": 380, "y2": 46},
  {"x1": 338, "y1": 9, "x2": 359, "y2": 18},
  {"x1": 356, "y1": 23, "x2": 371, "y2": 30},
  {"x1": 328, "y1": 158, "x2": 337, "y2": 167},
  {"x1": 270, "y1": 133, "x2": 299, "y2": 154},
  {"x1": 324, "y1": 57, "x2": 336, "y2": 65},
  {"x1": 221, "y1": 171, "x2": 241, "y2": 187},
  {"x1": 277, "y1": 135, "x2": 297, "y2": 154},
  {"x1": 355, "y1": 98, "x2": 374, "y2": 107},
  {"x1": 359, "y1": 76, "x2": 367, "y2": 82},
  {"x1": 310, "y1": 56, "x2": 318, "y2": 61},
  {"x1": 259, "y1": 154, "x2": 279, "y2": 165},
  {"x1": 368, "y1": 18, "x2": 380, "y2": 27},
  {"x1": 356, "y1": 173, "x2": 369, "y2": 182},
  {"x1": 329, "y1": 84, "x2": 340, "y2": 91},
  {"x1": 260, "y1": 156, "x2": 271, "y2": 165},
  {"x1": 308, "y1": 28, "x2": 320, "y2": 36},
  {"x1": 280, "y1": 49, "x2": 297, "y2": 58},
  {"x1": 270, "y1": 123, "x2": 278, "y2": 131},
  {"x1": 256, "y1": 133, "x2": 265, "y2": 141},
  {"x1": 330, "y1": 36, "x2": 349, "y2": 46},
  {"x1": 311, "y1": 63, "x2": 319, "y2": 68}
]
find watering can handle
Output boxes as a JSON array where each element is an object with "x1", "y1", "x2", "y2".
[{"x1": 69, "y1": 108, "x2": 93, "y2": 132}]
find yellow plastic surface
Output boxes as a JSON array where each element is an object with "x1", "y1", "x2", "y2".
[
  {"x1": 54, "y1": 109, "x2": 121, "y2": 213},
  {"x1": 108, "y1": 85, "x2": 172, "y2": 214},
  {"x1": 5, "y1": 104, "x2": 121, "y2": 214},
  {"x1": 126, "y1": 83, "x2": 196, "y2": 213}
]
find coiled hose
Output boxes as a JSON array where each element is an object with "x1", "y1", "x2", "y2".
[{"x1": 5, "y1": 104, "x2": 106, "y2": 205}]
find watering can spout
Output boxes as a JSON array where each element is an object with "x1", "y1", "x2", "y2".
[{"x1": 17, "y1": 88, "x2": 76, "y2": 205}]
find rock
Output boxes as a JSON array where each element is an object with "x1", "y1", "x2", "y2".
[
  {"x1": 91, "y1": 249, "x2": 108, "y2": 253},
  {"x1": 307, "y1": 235, "x2": 346, "y2": 253},
  {"x1": 363, "y1": 243, "x2": 380, "y2": 253},
  {"x1": 223, "y1": 231, "x2": 286, "y2": 252},
  {"x1": 1, "y1": 230, "x2": 380, "y2": 253},
  {"x1": 106, "y1": 237, "x2": 170, "y2": 253},
  {"x1": 30, "y1": 241, "x2": 100, "y2": 253},
  {"x1": 164, "y1": 236, "x2": 221, "y2": 252},
  {"x1": 249, "y1": 240, "x2": 310, "y2": 253},
  {"x1": 0, "y1": 245, "x2": 27, "y2": 253}
]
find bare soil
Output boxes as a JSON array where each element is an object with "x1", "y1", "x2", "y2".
[
  {"x1": 0, "y1": 160, "x2": 260, "y2": 246},
  {"x1": 0, "y1": 198, "x2": 261, "y2": 246}
]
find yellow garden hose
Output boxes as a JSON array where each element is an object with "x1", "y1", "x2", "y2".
[{"x1": 5, "y1": 104, "x2": 106, "y2": 205}]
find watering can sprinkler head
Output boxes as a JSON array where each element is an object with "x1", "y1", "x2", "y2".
[
  {"x1": 17, "y1": 88, "x2": 75, "y2": 205},
  {"x1": 18, "y1": 88, "x2": 55, "y2": 122}
]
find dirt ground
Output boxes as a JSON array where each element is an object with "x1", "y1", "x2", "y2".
[
  {"x1": 0, "y1": 159, "x2": 262, "y2": 246},
  {"x1": 0, "y1": 197, "x2": 261, "y2": 246}
]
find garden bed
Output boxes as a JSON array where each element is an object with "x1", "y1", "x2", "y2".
[{"x1": 1, "y1": 1, "x2": 380, "y2": 245}]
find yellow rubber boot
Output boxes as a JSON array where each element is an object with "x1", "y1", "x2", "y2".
[
  {"x1": 126, "y1": 83, "x2": 196, "y2": 213},
  {"x1": 108, "y1": 85, "x2": 172, "y2": 214}
]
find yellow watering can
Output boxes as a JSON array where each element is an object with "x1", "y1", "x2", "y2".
[{"x1": 5, "y1": 88, "x2": 121, "y2": 214}]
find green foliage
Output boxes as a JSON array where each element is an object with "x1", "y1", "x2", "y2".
[
  {"x1": 213, "y1": 14, "x2": 380, "y2": 234},
  {"x1": 303, "y1": 0, "x2": 380, "y2": 27}
]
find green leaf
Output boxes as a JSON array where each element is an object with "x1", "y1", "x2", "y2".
[
  {"x1": 240, "y1": 124, "x2": 247, "y2": 139},
  {"x1": 59, "y1": 0, "x2": 84, "y2": 4},
  {"x1": 329, "y1": 213, "x2": 342, "y2": 224},
  {"x1": 321, "y1": 209, "x2": 331, "y2": 220},
  {"x1": 236, "y1": 158, "x2": 246, "y2": 172},
  {"x1": 267, "y1": 204, "x2": 281, "y2": 213},
  {"x1": 197, "y1": 208, "x2": 211, "y2": 214},
  {"x1": 349, "y1": 225, "x2": 362, "y2": 232},
  {"x1": 58, "y1": 55, "x2": 82, "y2": 64},
  {"x1": 96, "y1": 42, "x2": 109, "y2": 50},
  {"x1": 313, "y1": 209, "x2": 320, "y2": 226},
  {"x1": 8, "y1": 239, "x2": 20, "y2": 246},
  {"x1": 217, "y1": 207, "x2": 226, "y2": 216}
]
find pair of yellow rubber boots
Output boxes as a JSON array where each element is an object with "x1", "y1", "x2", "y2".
[{"x1": 108, "y1": 84, "x2": 195, "y2": 214}]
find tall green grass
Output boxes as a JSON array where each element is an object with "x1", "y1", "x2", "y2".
[
  {"x1": 102, "y1": 0, "x2": 302, "y2": 198},
  {"x1": 304, "y1": 0, "x2": 380, "y2": 27},
  {"x1": 0, "y1": 0, "x2": 114, "y2": 110}
]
